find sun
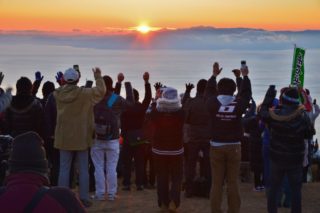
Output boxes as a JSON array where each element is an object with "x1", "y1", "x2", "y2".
[{"x1": 137, "y1": 25, "x2": 151, "y2": 34}]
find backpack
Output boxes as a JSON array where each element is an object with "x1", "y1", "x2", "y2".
[{"x1": 94, "y1": 93, "x2": 119, "y2": 140}]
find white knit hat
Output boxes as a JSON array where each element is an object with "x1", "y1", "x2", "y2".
[{"x1": 63, "y1": 68, "x2": 79, "y2": 83}]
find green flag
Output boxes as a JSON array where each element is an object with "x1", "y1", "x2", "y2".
[{"x1": 290, "y1": 46, "x2": 305, "y2": 87}]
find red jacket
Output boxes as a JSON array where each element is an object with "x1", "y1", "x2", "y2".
[{"x1": 0, "y1": 173, "x2": 86, "y2": 213}]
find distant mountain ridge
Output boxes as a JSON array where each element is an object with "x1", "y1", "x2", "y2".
[{"x1": 0, "y1": 26, "x2": 319, "y2": 50}]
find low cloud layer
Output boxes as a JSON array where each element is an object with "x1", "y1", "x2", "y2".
[{"x1": 0, "y1": 27, "x2": 319, "y2": 50}]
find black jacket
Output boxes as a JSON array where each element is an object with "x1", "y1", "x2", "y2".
[
  {"x1": 4, "y1": 95, "x2": 45, "y2": 138},
  {"x1": 205, "y1": 75, "x2": 252, "y2": 143},
  {"x1": 259, "y1": 87, "x2": 315, "y2": 167}
]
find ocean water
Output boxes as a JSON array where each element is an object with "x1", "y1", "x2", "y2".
[{"x1": 0, "y1": 44, "x2": 319, "y2": 139}]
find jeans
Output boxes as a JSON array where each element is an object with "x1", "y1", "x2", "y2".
[
  {"x1": 58, "y1": 150, "x2": 89, "y2": 200},
  {"x1": 122, "y1": 143, "x2": 146, "y2": 187},
  {"x1": 154, "y1": 154, "x2": 183, "y2": 208},
  {"x1": 91, "y1": 139, "x2": 120, "y2": 196},
  {"x1": 185, "y1": 142, "x2": 211, "y2": 194},
  {"x1": 268, "y1": 160, "x2": 302, "y2": 213},
  {"x1": 210, "y1": 145, "x2": 241, "y2": 213}
]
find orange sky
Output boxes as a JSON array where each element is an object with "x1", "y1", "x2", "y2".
[{"x1": 1, "y1": 0, "x2": 319, "y2": 34}]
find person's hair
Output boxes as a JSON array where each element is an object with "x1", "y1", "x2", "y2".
[
  {"x1": 305, "y1": 88, "x2": 310, "y2": 95},
  {"x1": 42, "y1": 81, "x2": 55, "y2": 98},
  {"x1": 103, "y1": 75, "x2": 113, "y2": 91},
  {"x1": 133, "y1": 88, "x2": 139, "y2": 102},
  {"x1": 217, "y1": 78, "x2": 236, "y2": 95},
  {"x1": 16, "y1": 77, "x2": 32, "y2": 95},
  {"x1": 197, "y1": 79, "x2": 207, "y2": 94}
]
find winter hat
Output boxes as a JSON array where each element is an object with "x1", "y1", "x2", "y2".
[
  {"x1": 16, "y1": 77, "x2": 32, "y2": 95},
  {"x1": 8, "y1": 132, "x2": 48, "y2": 177},
  {"x1": 156, "y1": 87, "x2": 181, "y2": 112},
  {"x1": 217, "y1": 78, "x2": 236, "y2": 95},
  {"x1": 103, "y1": 75, "x2": 113, "y2": 91},
  {"x1": 282, "y1": 87, "x2": 300, "y2": 105},
  {"x1": 63, "y1": 68, "x2": 80, "y2": 83}
]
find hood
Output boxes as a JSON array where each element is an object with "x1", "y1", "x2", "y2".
[
  {"x1": 54, "y1": 84, "x2": 82, "y2": 103},
  {"x1": 217, "y1": 95, "x2": 235, "y2": 106},
  {"x1": 269, "y1": 105, "x2": 305, "y2": 122},
  {"x1": 10, "y1": 95, "x2": 36, "y2": 111}
]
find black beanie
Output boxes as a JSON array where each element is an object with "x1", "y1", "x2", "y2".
[
  {"x1": 9, "y1": 132, "x2": 48, "y2": 177},
  {"x1": 282, "y1": 87, "x2": 300, "y2": 105},
  {"x1": 217, "y1": 78, "x2": 236, "y2": 95},
  {"x1": 16, "y1": 77, "x2": 32, "y2": 95},
  {"x1": 103, "y1": 75, "x2": 113, "y2": 91}
]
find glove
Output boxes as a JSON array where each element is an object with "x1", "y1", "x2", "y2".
[
  {"x1": 35, "y1": 71, "x2": 44, "y2": 81},
  {"x1": 55, "y1": 71, "x2": 63, "y2": 84},
  {"x1": 185, "y1": 83, "x2": 194, "y2": 93},
  {"x1": 154, "y1": 82, "x2": 163, "y2": 91}
]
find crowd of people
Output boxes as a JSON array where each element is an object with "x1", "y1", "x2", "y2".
[{"x1": 0, "y1": 61, "x2": 318, "y2": 213}]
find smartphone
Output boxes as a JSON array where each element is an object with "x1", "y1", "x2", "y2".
[
  {"x1": 73, "y1": 64, "x2": 80, "y2": 72},
  {"x1": 314, "y1": 99, "x2": 317, "y2": 105},
  {"x1": 241, "y1": 60, "x2": 246, "y2": 70},
  {"x1": 85, "y1": 80, "x2": 93, "y2": 88}
]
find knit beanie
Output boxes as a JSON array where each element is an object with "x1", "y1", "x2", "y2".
[
  {"x1": 217, "y1": 78, "x2": 236, "y2": 95},
  {"x1": 8, "y1": 132, "x2": 48, "y2": 177},
  {"x1": 16, "y1": 77, "x2": 32, "y2": 95},
  {"x1": 281, "y1": 88, "x2": 300, "y2": 105}
]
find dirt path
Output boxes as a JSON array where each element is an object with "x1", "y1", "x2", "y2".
[{"x1": 87, "y1": 182, "x2": 320, "y2": 213}]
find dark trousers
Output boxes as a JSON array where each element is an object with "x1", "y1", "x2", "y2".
[
  {"x1": 122, "y1": 143, "x2": 146, "y2": 187},
  {"x1": 185, "y1": 142, "x2": 211, "y2": 194},
  {"x1": 268, "y1": 160, "x2": 302, "y2": 213},
  {"x1": 154, "y1": 154, "x2": 183, "y2": 207},
  {"x1": 44, "y1": 138, "x2": 60, "y2": 186},
  {"x1": 253, "y1": 166, "x2": 264, "y2": 188},
  {"x1": 144, "y1": 143, "x2": 155, "y2": 186}
]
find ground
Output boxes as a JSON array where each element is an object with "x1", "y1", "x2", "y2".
[{"x1": 87, "y1": 182, "x2": 320, "y2": 213}]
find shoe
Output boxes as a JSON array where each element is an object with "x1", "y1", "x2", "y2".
[
  {"x1": 137, "y1": 185, "x2": 144, "y2": 191},
  {"x1": 122, "y1": 185, "x2": 131, "y2": 191},
  {"x1": 168, "y1": 201, "x2": 177, "y2": 212},
  {"x1": 80, "y1": 199, "x2": 93, "y2": 208},
  {"x1": 90, "y1": 194, "x2": 105, "y2": 201},
  {"x1": 107, "y1": 194, "x2": 116, "y2": 201},
  {"x1": 253, "y1": 187, "x2": 262, "y2": 192},
  {"x1": 160, "y1": 203, "x2": 168, "y2": 212}
]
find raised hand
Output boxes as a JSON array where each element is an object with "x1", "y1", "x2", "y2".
[
  {"x1": 0, "y1": 72, "x2": 4, "y2": 86},
  {"x1": 117, "y1": 73, "x2": 124, "y2": 83},
  {"x1": 213, "y1": 62, "x2": 223, "y2": 77},
  {"x1": 154, "y1": 82, "x2": 163, "y2": 91},
  {"x1": 35, "y1": 71, "x2": 44, "y2": 81},
  {"x1": 92, "y1": 67, "x2": 102, "y2": 79},
  {"x1": 143, "y1": 72, "x2": 150, "y2": 82},
  {"x1": 55, "y1": 71, "x2": 63, "y2": 85},
  {"x1": 185, "y1": 83, "x2": 194, "y2": 93},
  {"x1": 232, "y1": 69, "x2": 241, "y2": 78},
  {"x1": 241, "y1": 66, "x2": 249, "y2": 76}
]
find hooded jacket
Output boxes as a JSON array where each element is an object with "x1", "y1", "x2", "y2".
[
  {"x1": 260, "y1": 87, "x2": 315, "y2": 167},
  {"x1": 205, "y1": 75, "x2": 252, "y2": 143},
  {"x1": 4, "y1": 95, "x2": 44, "y2": 138},
  {"x1": 0, "y1": 173, "x2": 85, "y2": 213},
  {"x1": 53, "y1": 76, "x2": 105, "y2": 150}
]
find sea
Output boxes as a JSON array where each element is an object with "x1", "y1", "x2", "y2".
[{"x1": 0, "y1": 44, "x2": 319, "y2": 140}]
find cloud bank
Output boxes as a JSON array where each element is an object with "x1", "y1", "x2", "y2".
[{"x1": 0, "y1": 26, "x2": 319, "y2": 50}]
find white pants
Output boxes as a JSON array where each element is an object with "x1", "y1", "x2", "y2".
[{"x1": 91, "y1": 139, "x2": 120, "y2": 196}]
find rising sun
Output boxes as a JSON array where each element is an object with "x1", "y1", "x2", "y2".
[{"x1": 137, "y1": 25, "x2": 151, "y2": 34}]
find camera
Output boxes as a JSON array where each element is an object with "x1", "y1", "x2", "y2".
[{"x1": 73, "y1": 64, "x2": 80, "y2": 72}]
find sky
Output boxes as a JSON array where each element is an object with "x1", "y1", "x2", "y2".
[{"x1": 1, "y1": 0, "x2": 320, "y2": 34}]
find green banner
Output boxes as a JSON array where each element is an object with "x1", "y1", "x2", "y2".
[{"x1": 290, "y1": 46, "x2": 305, "y2": 87}]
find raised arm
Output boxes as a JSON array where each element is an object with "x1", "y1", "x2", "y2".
[
  {"x1": 32, "y1": 71, "x2": 44, "y2": 97},
  {"x1": 114, "y1": 72, "x2": 124, "y2": 95},
  {"x1": 142, "y1": 72, "x2": 152, "y2": 111},
  {"x1": 205, "y1": 62, "x2": 222, "y2": 98},
  {"x1": 90, "y1": 67, "x2": 107, "y2": 104},
  {"x1": 237, "y1": 66, "x2": 252, "y2": 113}
]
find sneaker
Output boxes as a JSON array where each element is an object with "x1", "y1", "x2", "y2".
[
  {"x1": 168, "y1": 201, "x2": 177, "y2": 212},
  {"x1": 253, "y1": 187, "x2": 262, "y2": 192},
  {"x1": 137, "y1": 185, "x2": 144, "y2": 191},
  {"x1": 90, "y1": 194, "x2": 105, "y2": 201},
  {"x1": 107, "y1": 194, "x2": 116, "y2": 201},
  {"x1": 122, "y1": 185, "x2": 131, "y2": 191},
  {"x1": 80, "y1": 199, "x2": 93, "y2": 208}
]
